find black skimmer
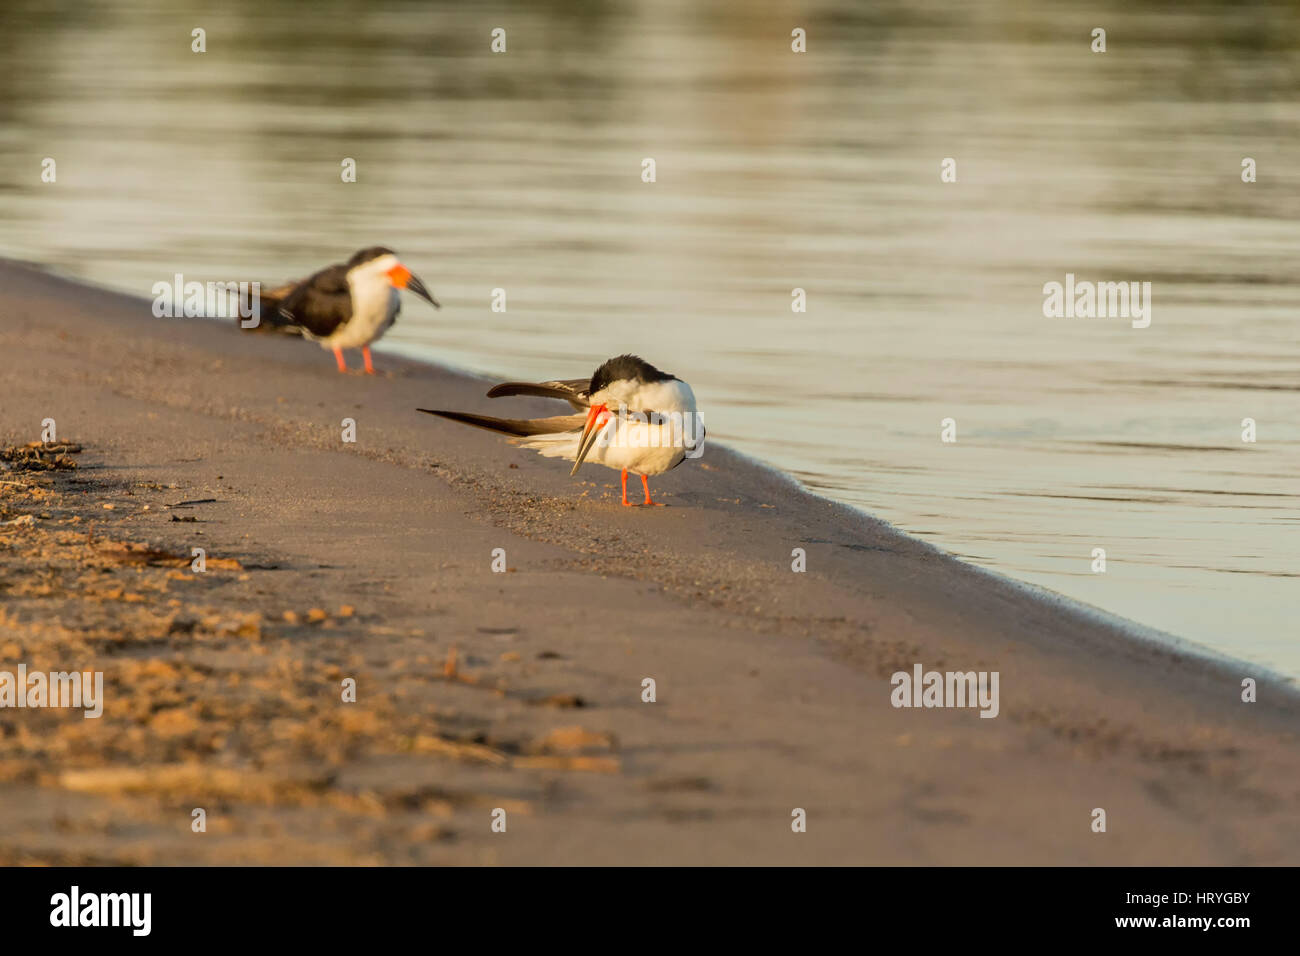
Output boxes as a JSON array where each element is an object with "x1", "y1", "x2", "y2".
[
  {"x1": 418, "y1": 355, "x2": 704, "y2": 506},
  {"x1": 250, "y1": 246, "x2": 438, "y2": 373}
]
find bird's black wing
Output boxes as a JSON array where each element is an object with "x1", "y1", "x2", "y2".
[
  {"x1": 276, "y1": 264, "x2": 352, "y2": 338},
  {"x1": 485, "y1": 378, "x2": 591, "y2": 410},
  {"x1": 416, "y1": 409, "x2": 584, "y2": 438}
]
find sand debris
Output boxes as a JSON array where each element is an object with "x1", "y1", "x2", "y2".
[
  {"x1": 409, "y1": 735, "x2": 509, "y2": 766},
  {"x1": 57, "y1": 764, "x2": 332, "y2": 802},
  {"x1": 528, "y1": 693, "x2": 586, "y2": 708},
  {"x1": 0, "y1": 433, "x2": 623, "y2": 863},
  {"x1": 95, "y1": 540, "x2": 241, "y2": 570},
  {"x1": 533, "y1": 726, "x2": 615, "y2": 754},
  {"x1": 0, "y1": 440, "x2": 82, "y2": 472},
  {"x1": 512, "y1": 755, "x2": 619, "y2": 773}
]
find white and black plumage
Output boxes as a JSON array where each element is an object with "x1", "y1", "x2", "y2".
[
  {"x1": 417, "y1": 355, "x2": 704, "y2": 506},
  {"x1": 248, "y1": 246, "x2": 438, "y2": 373}
]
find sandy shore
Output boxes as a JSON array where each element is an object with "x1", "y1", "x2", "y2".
[{"x1": 0, "y1": 258, "x2": 1296, "y2": 865}]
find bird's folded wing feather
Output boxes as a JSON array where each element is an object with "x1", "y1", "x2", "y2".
[
  {"x1": 485, "y1": 378, "x2": 591, "y2": 410},
  {"x1": 416, "y1": 409, "x2": 585, "y2": 437},
  {"x1": 276, "y1": 264, "x2": 352, "y2": 337}
]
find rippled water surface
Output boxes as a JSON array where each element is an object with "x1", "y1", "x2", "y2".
[{"x1": 2, "y1": 0, "x2": 1297, "y2": 675}]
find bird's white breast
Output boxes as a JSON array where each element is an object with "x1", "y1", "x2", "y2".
[{"x1": 326, "y1": 272, "x2": 398, "y2": 349}]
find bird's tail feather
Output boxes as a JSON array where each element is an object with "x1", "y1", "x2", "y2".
[{"x1": 237, "y1": 282, "x2": 303, "y2": 335}]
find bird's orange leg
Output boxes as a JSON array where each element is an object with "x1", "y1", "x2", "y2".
[
  {"x1": 641, "y1": 474, "x2": 666, "y2": 506},
  {"x1": 362, "y1": 346, "x2": 375, "y2": 375},
  {"x1": 621, "y1": 469, "x2": 633, "y2": 506},
  {"x1": 333, "y1": 348, "x2": 347, "y2": 373}
]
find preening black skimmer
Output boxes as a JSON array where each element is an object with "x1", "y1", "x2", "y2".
[
  {"x1": 250, "y1": 246, "x2": 438, "y2": 373},
  {"x1": 418, "y1": 355, "x2": 704, "y2": 506}
]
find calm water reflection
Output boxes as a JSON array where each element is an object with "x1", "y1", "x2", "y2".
[{"x1": 1, "y1": 0, "x2": 1297, "y2": 675}]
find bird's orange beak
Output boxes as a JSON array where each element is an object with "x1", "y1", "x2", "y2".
[
  {"x1": 570, "y1": 403, "x2": 609, "y2": 476},
  {"x1": 387, "y1": 263, "x2": 440, "y2": 308}
]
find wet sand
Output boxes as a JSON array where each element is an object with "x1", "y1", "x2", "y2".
[{"x1": 0, "y1": 258, "x2": 1297, "y2": 865}]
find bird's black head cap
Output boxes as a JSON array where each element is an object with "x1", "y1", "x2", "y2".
[
  {"x1": 348, "y1": 246, "x2": 398, "y2": 267},
  {"x1": 589, "y1": 354, "x2": 678, "y2": 394}
]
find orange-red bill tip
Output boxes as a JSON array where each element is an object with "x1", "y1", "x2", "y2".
[{"x1": 570, "y1": 404, "x2": 609, "y2": 476}]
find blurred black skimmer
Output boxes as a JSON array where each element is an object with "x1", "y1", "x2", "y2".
[{"x1": 247, "y1": 246, "x2": 438, "y2": 373}]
